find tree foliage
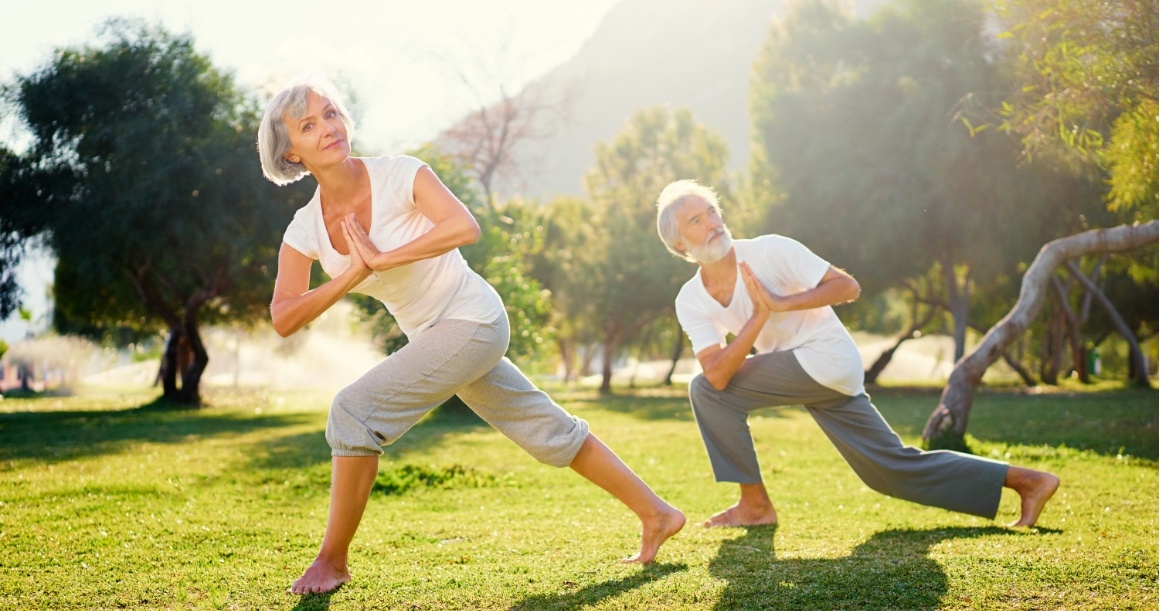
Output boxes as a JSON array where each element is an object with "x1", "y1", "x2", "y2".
[
  {"x1": 584, "y1": 106, "x2": 730, "y2": 393},
  {"x1": 748, "y1": 0, "x2": 1103, "y2": 360},
  {"x1": 992, "y1": 0, "x2": 1158, "y2": 219},
  {"x1": 1, "y1": 20, "x2": 310, "y2": 404}
]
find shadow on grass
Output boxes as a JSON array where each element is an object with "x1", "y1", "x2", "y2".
[
  {"x1": 508, "y1": 561, "x2": 687, "y2": 610},
  {"x1": 288, "y1": 584, "x2": 341, "y2": 611},
  {"x1": 0, "y1": 397, "x2": 314, "y2": 464},
  {"x1": 709, "y1": 524, "x2": 1010, "y2": 610}
]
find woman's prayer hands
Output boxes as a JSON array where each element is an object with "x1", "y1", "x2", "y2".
[{"x1": 340, "y1": 214, "x2": 376, "y2": 276}]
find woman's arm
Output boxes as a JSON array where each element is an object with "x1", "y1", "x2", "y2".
[
  {"x1": 270, "y1": 222, "x2": 373, "y2": 337},
  {"x1": 345, "y1": 166, "x2": 481, "y2": 271}
]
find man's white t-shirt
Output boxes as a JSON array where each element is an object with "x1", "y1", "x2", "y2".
[
  {"x1": 282, "y1": 155, "x2": 504, "y2": 339},
  {"x1": 675, "y1": 235, "x2": 865, "y2": 396}
]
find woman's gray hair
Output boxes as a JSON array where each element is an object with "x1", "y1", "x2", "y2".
[
  {"x1": 257, "y1": 78, "x2": 355, "y2": 186},
  {"x1": 656, "y1": 179, "x2": 722, "y2": 262}
]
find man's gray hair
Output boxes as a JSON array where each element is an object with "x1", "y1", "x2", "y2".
[
  {"x1": 257, "y1": 78, "x2": 355, "y2": 186},
  {"x1": 656, "y1": 179, "x2": 723, "y2": 262}
]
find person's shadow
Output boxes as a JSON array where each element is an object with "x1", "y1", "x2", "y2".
[
  {"x1": 709, "y1": 524, "x2": 1015, "y2": 610},
  {"x1": 508, "y1": 562, "x2": 687, "y2": 610}
]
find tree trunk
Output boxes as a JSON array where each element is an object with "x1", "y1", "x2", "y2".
[
  {"x1": 599, "y1": 323, "x2": 623, "y2": 395},
  {"x1": 557, "y1": 337, "x2": 575, "y2": 383},
  {"x1": 942, "y1": 261, "x2": 971, "y2": 362},
  {"x1": 663, "y1": 320, "x2": 684, "y2": 386},
  {"x1": 1065, "y1": 261, "x2": 1151, "y2": 386},
  {"x1": 1051, "y1": 275, "x2": 1090, "y2": 383},
  {"x1": 865, "y1": 308, "x2": 936, "y2": 386},
  {"x1": 1001, "y1": 351, "x2": 1038, "y2": 386},
  {"x1": 1040, "y1": 307, "x2": 1063, "y2": 385},
  {"x1": 176, "y1": 302, "x2": 209, "y2": 406},
  {"x1": 921, "y1": 221, "x2": 1158, "y2": 449}
]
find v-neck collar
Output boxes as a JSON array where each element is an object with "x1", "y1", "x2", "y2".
[
  {"x1": 696, "y1": 266, "x2": 742, "y2": 310},
  {"x1": 317, "y1": 158, "x2": 374, "y2": 258}
]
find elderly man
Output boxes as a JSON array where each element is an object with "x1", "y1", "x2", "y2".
[{"x1": 655, "y1": 179, "x2": 1059, "y2": 528}]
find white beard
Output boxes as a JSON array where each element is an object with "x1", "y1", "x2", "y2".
[{"x1": 688, "y1": 227, "x2": 733, "y2": 264}]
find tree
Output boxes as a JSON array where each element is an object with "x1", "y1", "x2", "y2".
[
  {"x1": 584, "y1": 106, "x2": 731, "y2": 393},
  {"x1": 922, "y1": 221, "x2": 1158, "y2": 449},
  {"x1": 1, "y1": 20, "x2": 310, "y2": 405},
  {"x1": 748, "y1": 0, "x2": 1100, "y2": 363}
]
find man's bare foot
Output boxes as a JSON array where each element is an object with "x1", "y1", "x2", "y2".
[
  {"x1": 1008, "y1": 470, "x2": 1060, "y2": 528},
  {"x1": 622, "y1": 504, "x2": 686, "y2": 564},
  {"x1": 288, "y1": 556, "x2": 351, "y2": 595},
  {"x1": 701, "y1": 501, "x2": 777, "y2": 528}
]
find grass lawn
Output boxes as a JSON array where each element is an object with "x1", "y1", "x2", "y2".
[{"x1": 0, "y1": 381, "x2": 1155, "y2": 610}]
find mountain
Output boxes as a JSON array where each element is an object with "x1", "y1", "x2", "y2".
[{"x1": 455, "y1": 0, "x2": 887, "y2": 200}]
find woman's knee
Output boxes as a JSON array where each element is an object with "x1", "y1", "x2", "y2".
[{"x1": 325, "y1": 388, "x2": 384, "y2": 456}]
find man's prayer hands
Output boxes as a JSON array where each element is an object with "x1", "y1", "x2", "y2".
[{"x1": 740, "y1": 261, "x2": 785, "y2": 314}]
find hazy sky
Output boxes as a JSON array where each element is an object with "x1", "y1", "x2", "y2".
[
  {"x1": 3, "y1": 0, "x2": 621, "y2": 151},
  {"x1": 0, "y1": 0, "x2": 621, "y2": 341}
]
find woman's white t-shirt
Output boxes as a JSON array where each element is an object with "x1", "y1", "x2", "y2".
[
  {"x1": 675, "y1": 235, "x2": 865, "y2": 396},
  {"x1": 282, "y1": 155, "x2": 504, "y2": 339}
]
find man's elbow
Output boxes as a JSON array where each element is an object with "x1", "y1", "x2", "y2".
[
  {"x1": 705, "y1": 372, "x2": 731, "y2": 391},
  {"x1": 847, "y1": 278, "x2": 861, "y2": 302}
]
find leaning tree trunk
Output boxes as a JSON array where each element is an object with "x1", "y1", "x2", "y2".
[
  {"x1": 1066, "y1": 261, "x2": 1151, "y2": 386},
  {"x1": 921, "y1": 221, "x2": 1158, "y2": 449},
  {"x1": 865, "y1": 308, "x2": 936, "y2": 386}
]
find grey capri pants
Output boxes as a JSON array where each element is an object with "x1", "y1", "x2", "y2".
[
  {"x1": 327, "y1": 312, "x2": 589, "y2": 467},
  {"x1": 688, "y1": 350, "x2": 1008, "y2": 519}
]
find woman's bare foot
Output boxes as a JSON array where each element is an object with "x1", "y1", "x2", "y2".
[
  {"x1": 1006, "y1": 468, "x2": 1060, "y2": 528},
  {"x1": 702, "y1": 501, "x2": 777, "y2": 528},
  {"x1": 288, "y1": 556, "x2": 351, "y2": 595},
  {"x1": 622, "y1": 504, "x2": 686, "y2": 564}
]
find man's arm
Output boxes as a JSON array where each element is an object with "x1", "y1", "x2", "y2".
[
  {"x1": 696, "y1": 263, "x2": 860, "y2": 391},
  {"x1": 750, "y1": 264, "x2": 861, "y2": 313}
]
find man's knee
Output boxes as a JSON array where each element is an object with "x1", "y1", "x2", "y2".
[{"x1": 689, "y1": 373, "x2": 720, "y2": 405}]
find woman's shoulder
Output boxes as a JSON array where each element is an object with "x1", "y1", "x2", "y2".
[{"x1": 360, "y1": 154, "x2": 429, "y2": 176}]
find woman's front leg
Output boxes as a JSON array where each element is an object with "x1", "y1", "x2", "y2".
[{"x1": 289, "y1": 455, "x2": 379, "y2": 595}]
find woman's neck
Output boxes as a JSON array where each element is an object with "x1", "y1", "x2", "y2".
[{"x1": 313, "y1": 158, "x2": 365, "y2": 212}]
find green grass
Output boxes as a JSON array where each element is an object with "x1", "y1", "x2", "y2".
[{"x1": 0, "y1": 383, "x2": 1155, "y2": 610}]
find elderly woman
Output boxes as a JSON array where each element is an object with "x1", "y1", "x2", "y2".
[{"x1": 258, "y1": 79, "x2": 685, "y2": 595}]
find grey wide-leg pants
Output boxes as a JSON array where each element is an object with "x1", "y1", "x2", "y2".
[
  {"x1": 326, "y1": 313, "x2": 589, "y2": 467},
  {"x1": 688, "y1": 350, "x2": 1007, "y2": 519}
]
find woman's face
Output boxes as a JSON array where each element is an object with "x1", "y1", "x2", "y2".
[{"x1": 282, "y1": 89, "x2": 351, "y2": 171}]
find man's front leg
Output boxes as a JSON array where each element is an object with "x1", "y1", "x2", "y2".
[{"x1": 702, "y1": 482, "x2": 778, "y2": 528}]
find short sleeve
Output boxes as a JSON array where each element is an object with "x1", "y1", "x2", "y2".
[
  {"x1": 380, "y1": 155, "x2": 430, "y2": 211},
  {"x1": 676, "y1": 292, "x2": 725, "y2": 356},
  {"x1": 282, "y1": 205, "x2": 319, "y2": 259},
  {"x1": 767, "y1": 236, "x2": 830, "y2": 289}
]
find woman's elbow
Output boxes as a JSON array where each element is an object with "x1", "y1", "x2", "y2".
[
  {"x1": 270, "y1": 308, "x2": 296, "y2": 338},
  {"x1": 462, "y1": 218, "x2": 482, "y2": 245}
]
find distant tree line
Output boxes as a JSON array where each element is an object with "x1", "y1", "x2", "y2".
[{"x1": 0, "y1": 0, "x2": 1154, "y2": 407}]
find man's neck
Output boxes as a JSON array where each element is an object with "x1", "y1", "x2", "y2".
[{"x1": 698, "y1": 248, "x2": 737, "y2": 281}]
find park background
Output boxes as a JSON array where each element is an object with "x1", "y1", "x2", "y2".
[{"x1": 0, "y1": 0, "x2": 1156, "y2": 609}]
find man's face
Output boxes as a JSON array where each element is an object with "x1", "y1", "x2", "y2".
[{"x1": 675, "y1": 197, "x2": 732, "y2": 264}]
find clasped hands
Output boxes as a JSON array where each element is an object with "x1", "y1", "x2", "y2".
[
  {"x1": 739, "y1": 261, "x2": 788, "y2": 316},
  {"x1": 339, "y1": 213, "x2": 390, "y2": 277}
]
